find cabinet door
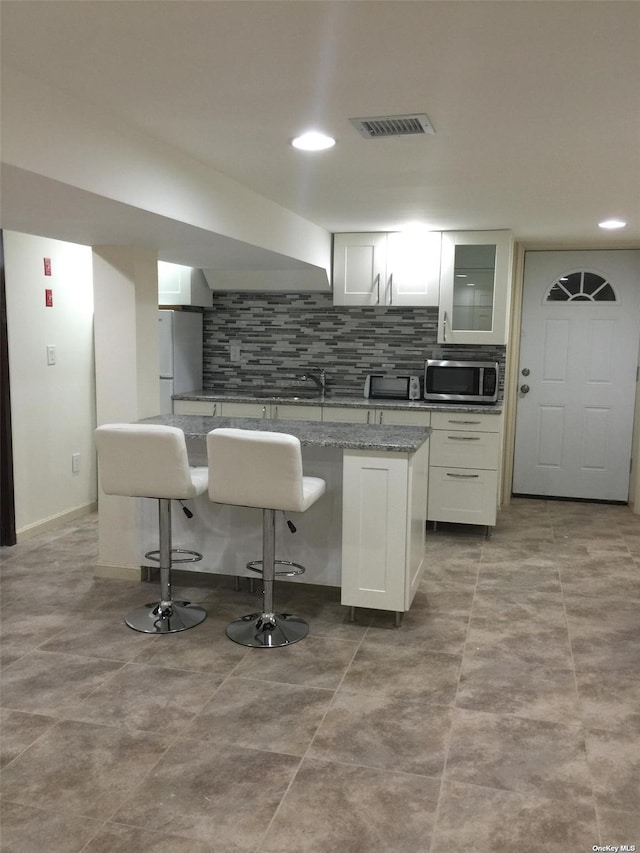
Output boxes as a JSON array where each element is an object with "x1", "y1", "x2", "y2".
[
  {"x1": 386, "y1": 231, "x2": 441, "y2": 307},
  {"x1": 219, "y1": 401, "x2": 269, "y2": 418},
  {"x1": 341, "y1": 450, "x2": 409, "y2": 611},
  {"x1": 375, "y1": 409, "x2": 431, "y2": 427},
  {"x1": 173, "y1": 400, "x2": 219, "y2": 415},
  {"x1": 322, "y1": 406, "x2": 373, "y2": 423},
  {"x1": 271, "y1": 404, "x2": 322, "y2": 421},
  {"x1": 332, "y1": 233, "x2": 387, "y2": 306},
  {"x1": 438, "y1": 231, "x2": 513, "y2": 345}
]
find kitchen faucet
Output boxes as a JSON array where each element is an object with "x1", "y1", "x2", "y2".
[{"x1": 296, "y1": 365, "x2": 326, "y2": 399}]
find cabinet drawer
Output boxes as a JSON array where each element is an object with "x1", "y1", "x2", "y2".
[
  {"x1": 428, "y1": 467, "x2": 498, "y2": 526},
  {"x1": 430, "y1": 429, "x2": 500, "y2": 470},
  {"x1": 431, "y1": 411, "x2": 501, "y2": 433}
]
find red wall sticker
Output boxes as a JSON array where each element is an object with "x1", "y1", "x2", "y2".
[
  {"x1": 45, "y1": 289, "x2": 53, "y2": 307},
  {"x1": 43, "y1": 258, "x2": 52, "y2": 276}
]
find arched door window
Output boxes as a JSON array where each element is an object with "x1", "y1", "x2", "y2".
[{"x1": 546, "y1": 270, "x2": 617, "y2": 302}]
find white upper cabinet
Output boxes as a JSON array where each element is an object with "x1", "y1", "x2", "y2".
[
  {"x1": 437, "y1": 230, "x2": 513, "y2": 345},
  {"x1": 332, "y1": 231, "x2": 441, "y2": 307}
]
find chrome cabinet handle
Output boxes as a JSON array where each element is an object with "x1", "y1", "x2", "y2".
[
  {"x1": 447, "y1": 435, "x2": 480, "y2": 441},
  {"x1": 388, "y1": 272, "x2": 393, "y2": 305},
  {"x1": 443, "y1": 310, "x2": 448, "y2": 341},
  {"x1": 262, "y1": 405, "x2": 267, "y2": 418},
  {"x1": 273, "y1": 405, "x2": 278, "y2": 418},
  {"x1": 448, "y1": 419, "x2": 481, "y2": 425},
  {"x1": 375, "y1": 273, "x2": 381, "y2": 305},
  {"x1": 379, "y1": 411, "x2": 384, "y2": 424},
  {"x1": 367, "y1": 410, "x2": 371, "y2": 424},
  {"x1": 212, "y1": 403, "x2": 217, "y2": 416},
  {"x1": 446, "y1": 473, "x2": 480, "y2": 478}
]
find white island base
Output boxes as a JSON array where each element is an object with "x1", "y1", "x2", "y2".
[
  {"x1": 140, "y1": 443, "x2": 428, "y2": 617},
  {"x1": 100, "y1": 417, "x2": 430, "y2": 618}
]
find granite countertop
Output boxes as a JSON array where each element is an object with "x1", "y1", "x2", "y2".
[
  {"x1": 139, "y1": 414, "x2": 431, "y2": 453},
  {"x1": 174, "y1": 390, "x2": 503, "y2": 416}
]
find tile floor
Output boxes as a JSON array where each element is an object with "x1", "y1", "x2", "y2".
[{"x1": 1, "y1": 499, "x2": 639, "y2": 852}]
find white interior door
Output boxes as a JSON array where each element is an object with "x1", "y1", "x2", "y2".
[{"x1": 513, "y1": 250, "x2": 640, "y2": 502}]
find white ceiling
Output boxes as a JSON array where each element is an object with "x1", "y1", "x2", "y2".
[{"x1": 2, "y1": 0, "x2": 639, "y2": 263}]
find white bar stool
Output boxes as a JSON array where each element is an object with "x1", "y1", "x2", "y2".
[
  {"x1": 95, "y1": 423, "x2": 208, "y2": 634},
  {"x1": 206, "y1": 428, "x2": 326, "y2": 648}
]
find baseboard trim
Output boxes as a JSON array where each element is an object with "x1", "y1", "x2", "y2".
[{"x1": 16, "y1": 502, "x2": 98, "y2": 543}]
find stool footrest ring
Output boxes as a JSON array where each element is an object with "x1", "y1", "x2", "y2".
[
  {"x1": 144, "y1": 548, "x2": 203, "y2": 565},
  {"x1": 246, "y1": 559, "x2": 305, "y2": 578}
]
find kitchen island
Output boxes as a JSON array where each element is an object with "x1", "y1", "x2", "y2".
[{"x1": 125, "y1": 414, "x2": 431, "y2": 616}]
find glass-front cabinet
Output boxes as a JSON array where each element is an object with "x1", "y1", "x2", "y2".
[{"x1": 438, "y1": 230, "x2": 513, "y2": 345}]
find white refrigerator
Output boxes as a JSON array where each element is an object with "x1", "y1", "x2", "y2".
[{"x1": 159, "y1": 310, "x2": 203, "y2": 414}]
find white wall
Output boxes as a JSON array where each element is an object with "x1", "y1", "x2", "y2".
[
  {"x1": 4, "y1": 231, "x2": 97, "y2": 538},
  {"x1": 93, "y1": 246, "x2": 160, "y2": 578}
]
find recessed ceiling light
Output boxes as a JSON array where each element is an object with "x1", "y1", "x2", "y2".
[
  {"x1": 598, "y1": 219, "x2": 627, "y2": 230},
  {"x1": 290, "y1": 131, "x2": 336, "y2": 151}
]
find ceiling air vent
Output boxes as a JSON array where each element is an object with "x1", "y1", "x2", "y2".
[{"x1": 349, "y1": 113, "x2": 435, "y2": 139}]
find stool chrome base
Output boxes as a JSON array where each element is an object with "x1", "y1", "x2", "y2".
[
  {"x1": 125, "y1": 601, "x2": 207, "y2": 634},
  {"x1": 226, "y1": 611, "x2": 309, "y2": 648}
]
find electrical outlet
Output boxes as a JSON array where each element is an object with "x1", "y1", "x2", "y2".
[
  {"x1": 46, "y1": 345, "x2": 56, "y2": 365},
  {"x1": 71, "y1": 453, "x2": 81, "y2": 473},
  {"x1": 230, "y1": 343, "x2": 241, "y2": 362}
]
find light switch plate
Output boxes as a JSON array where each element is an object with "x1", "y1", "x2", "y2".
[{"x1": 46, "y1": 345, "x2": 56, "y2": 365}]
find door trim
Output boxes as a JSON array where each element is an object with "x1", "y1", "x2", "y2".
[{"x1": 502, "y1": 240, "x2": 640, "y2": 514}]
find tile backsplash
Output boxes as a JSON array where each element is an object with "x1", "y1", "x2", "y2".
[{"x1": 203, "y1": 292, "x2": 506, "y2": 398}]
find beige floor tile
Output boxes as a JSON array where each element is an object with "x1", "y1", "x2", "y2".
[
  {"x1": 2, "y1": 502, "x2": 639, "y2": 851},
  {"x1": 262, "y1": 757, "x2": 439, "y2": 853},
  {"x1": 1, "y1": 650, "x2": 124, "y2": 716},
  {"x1": 340, "y1": 642, "x2": 461, "y2": 705},
  {"x1": 308, "y1": 691, "x2": 452, "y2": 777},
  {"x1": 0, "y1": 800, "x2": 103, "y2": 853},
  {"x1": 430, "y1": 780, "x2": 597, "y2": 853},
  {"x1": 112, "y1": 739, "x2": 300, "y2": 851},
  {"x1": 0, "y1": 709, "x2": 57, "y2": 768},
  {"x1": 0, "y1": 719, "x2": 171, "y2": 819},
  {"x1": 66, "y1": 662, "x2": 223, "y2": 733},
  {"x1": 232, "y1": 635, "x2": 359, "y2": 689},
  {"x1": 83, "y1": 822, "x2": 213, "y2": 852},
  {"x1": 185, "y1": 676, "x2": 333, "y2": 755},
  {"x1": 446, "y1": 708, "x2": 593, "y2": 803}
]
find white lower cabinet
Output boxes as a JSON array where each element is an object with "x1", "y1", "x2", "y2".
[
  {"x1": 322, "y1": 405, "x2": 431, "y2": 427},
  {"x1": 271, "y1": 403, "x2": 322, "y2": 421},
  {"x1": 173, "y1": 400, "x2": 220, "y2": 415},
  {"x1": 219, "y1": 401, "x2": 271, "y2": 418},
  {"x1": 341, "y1": 442, "x2": 428, "y2": 613},
  {"x1": 322, "y1": 406, "x2": 375, "y2": 423},
  {"x1": 428, "y1": 411, "x2": 503, "y2": 527},
  {"x1": 173, "y1": 400, "x2": 322, "y2": 420}
]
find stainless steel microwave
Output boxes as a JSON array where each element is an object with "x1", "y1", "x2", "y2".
[{"x1": 423, "y1": 359, "x2": 499, "y2": 404}]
